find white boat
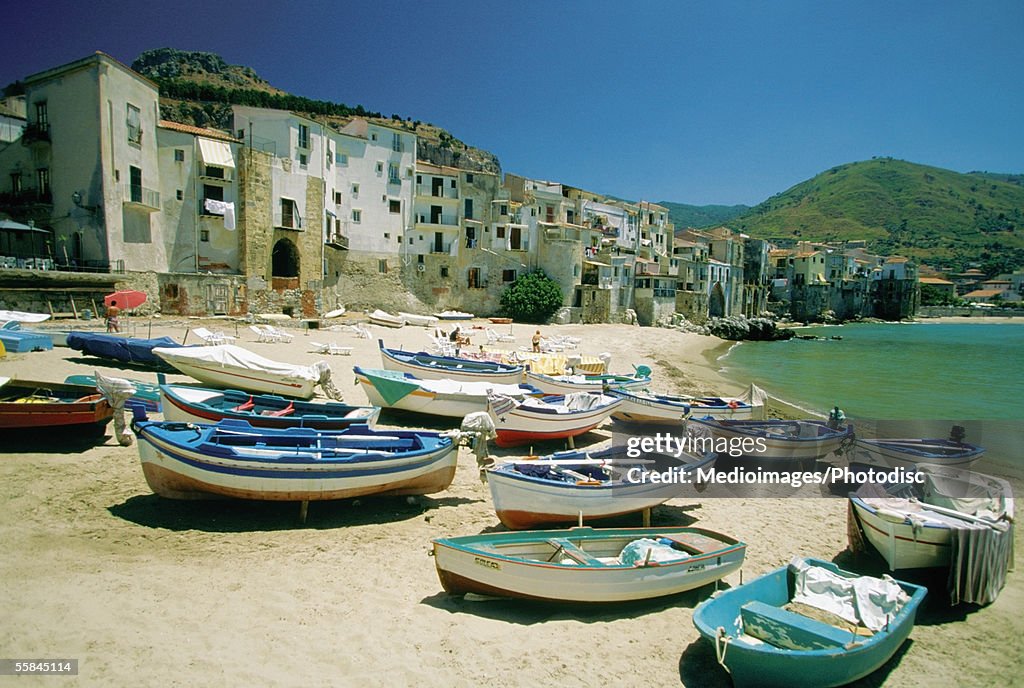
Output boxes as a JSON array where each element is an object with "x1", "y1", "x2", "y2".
[
  {"x1": 487, "y1": 392, "x2": 621, "y2": 447},
  {"x1": 368, "y1": 309, "x2": 405, "y2": 328},
  {"x1": 323, "y1": 307, "x2": 347, "y2": 319},
  {"x1": 687, "y1": 418, "x2": 854, "y2": 462},
  {"x1": 849, "y1": 463, "x2": 1014, "y2": 571},
  {"x1": 354, "y1": 366, "x2": 540, "y2": 418},
  {"x1": 525, "y1": 369, "x2": 651, "y2": 395},
  {"x1": 379, "y1": 340, "x2": 525, "y2": 385},
  {"x1": 0, "y1": 310, "x2": 51, "y2": 324},
  {"x1": 608, "y1": 389, "x2": 762, "y2": 424},
  {"x1": 433, "y1": 310, "x2": 474, "y2": 320},
  {"x1": 432, "y1": 526, "x2": 746, "y2": 603},
  {"x1": 153, "y1": 344, "x2": 338, "y2": 400},
  {"x1": 488, "y1": 446, "x2": 717, "y2": 529},
  {"x1": 397, "y1": 312, "x2": 439, "y2": 328},
  {"x1": 845, "y1": 432, "x2": 984, "y2": 471}
]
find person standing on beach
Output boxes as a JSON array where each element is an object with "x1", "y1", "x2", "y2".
[
  {"x1": 105, "y1": 300, "x2": 121, "y2": 333},
  {"x1": 532, "y1": 329, "x2": 541, "y2": 353}
]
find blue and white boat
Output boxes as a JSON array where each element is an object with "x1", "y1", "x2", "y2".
[
  {"x1": 687, "y1": 418, "x2": 853, "y2": 462},
  {"x1": 133, "y1": 419, "x2": 456, "y2": 502},
  {"x1": 693, "y1": 557, "x2": 927, "y2": 688},
  {"x1": 378, "y1": 339, "x2": 524, "y2": 384},
  {"x1": 67, "y1": 332, "x2": 188, "y2": 369},
  {"x1": 846, "y1": 434, "x2": 984, "y2": 471},
  {"x1": 0, "y1": 321, "x2": 53, "y2": 352},
  {"x1": 524, "y1": 368, "x2": 651, "y2": 395}
]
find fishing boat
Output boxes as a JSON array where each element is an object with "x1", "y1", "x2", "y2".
[
  {"x1": 378, "y1": 340, "x2": 524, "y2": 384},
  {"x1": 354, "y1": 366, "x2": 540, "y2": 418},
  {"x1": 397, "y1": 312, "x2": 439, "y2": 328},
  {"x1": 160, "y1": 383, "x2": 380, "y2": 430},
  {"x1": 687, "y1": 418, "x2": 853, "y2": 462},
  {"x1": 434, "y1": 310, "x2": 474, "y2": 320},
  {"x1": 488, "y1": 317, "x2": 513, "y2": 325},
  {"x1": 487, "y1": 392, "x2": 621, "y2": 448},
  {"x1": 487, "y1": 446, "x2": 717, "y2": 529},
  {"x1": 849, "y1": 464, "x2": 1013, "y2": 604},
  {"x1": 65, "y1": 374, "x2": 161, "y2": 412},
  {"x1": 133, "y1": 419, "x2": 457, "y2": 501},
  {"x1": 153, "y1": 344, "x2": 338, "y2": 399},
  {"x1": 693, "y1": 557, "x2": 927, "y2": 688},
  {"x1": 67, "y1": 332, "x2": 187, "y2": 369},
  {"x1": 524, "y1": 367, "x2": 651, "y2": 395},
  {"x1": 607, "y1": 388, "x2": 762, "y2": 425},
  {"x1": 844, "y1": 428, "x2": 984, "y2": 471},
  {"x1": 323, "y1": 307, "x2": 347, "y2": 319},
  {"x1": 368, "y1": 309, "x2": 405, "y2": 328},
  {"x1": 0, "y1": 326, "x2": 53, "y2": 352},
  {"x1": 432, "y1": 525, "x2": 746, "y2": 603},
  {"x1": 0, "y1": 377, "x2": 114, "y2": 432},
  {"x1": 0, "y1": 310, "x2": 50, "y2": 323}
]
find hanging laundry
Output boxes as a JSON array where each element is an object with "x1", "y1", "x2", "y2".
[{"x1": 203, "y1": 199, "x2": 237, "y2": 231}]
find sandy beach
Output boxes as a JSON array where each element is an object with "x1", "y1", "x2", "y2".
[{"x1": 0, "y1": 318, "x2": 1020, "y2": 687}]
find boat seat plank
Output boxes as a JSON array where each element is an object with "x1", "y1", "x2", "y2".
[
  {"x1": 740, "y1": 600, "x2": 853, "y2": 651},
  {"x1": 546, "y1": 538, "x2": 605, "y2": 566},
  {"x1": 659, "y1": 532, "x2": 723, "y2": 554}
]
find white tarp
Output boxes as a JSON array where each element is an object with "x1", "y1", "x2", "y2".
[
  {"x1": 0, "y1": 310, "x2": 50, "y2": 323},
  {"x1": 789, "y1": 558, "x2": 908, "y2": 631},
  {"x1": 153, "y1": 344, "x2": 321, "y2": 383},
  {"x1": 421, "y1": 378, "x2": 533, "y2": 398}
]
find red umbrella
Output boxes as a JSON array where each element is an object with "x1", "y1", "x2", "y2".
[{"x1": 104, "y1": 290, "x2": 147, "y2": 311}]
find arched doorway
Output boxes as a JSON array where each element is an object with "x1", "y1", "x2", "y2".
[
  {"x1": 272, "y1": 238, "x2": 300, "y2": 278},
  {"x1": 709, "y1": 282, "x2": 726, "y2": 318}
]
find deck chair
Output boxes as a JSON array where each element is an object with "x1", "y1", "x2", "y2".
[
  {"x1": 310, "y1": 342, "x2": 353, "y2": 356},
  {"x1": 486, "y1": 328, "x2": 515, "y2": 344},
  {"x1": 193, "y1": 327, "x2": 235, "y2": 345},
  {"x1": 263, "y1": 325, "x2": 293, "y2": 343},
  {"x1": 249, "y1": 325, "x2": 276, "y2": 343}
]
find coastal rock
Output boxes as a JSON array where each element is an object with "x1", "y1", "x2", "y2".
[{"x1": 705, "y1": 315, "x2": 795, "y2": 341}]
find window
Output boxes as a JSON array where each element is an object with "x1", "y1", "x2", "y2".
[
  {"x1": 417, "y1": 254, "x2": 424, "y2": 263},
  {"x1": 384, "y1": 233, "x2": 390, "y2": 239},
  {"x1": 465, "y1": 173, "x2": 474, "y2": 183},
  {"x1": 204, "y1": 165, "x2": 225, "y2": 179},
  {"x1": 127, "y1": 104, "x2": 142, "y2": 146},
  {"x1": 351, "y1": 183, "x2": 359, "y2": 197},
  {"x1": 371, "y1": 132, "x2": 378, "y2": 142},
  {"x1": 352, "y1": 209, "x2": 362, "y2": 223},
  {"x1": 500, "y1": 204, "x2": 508, "y2": 215},
  {"x1": 389, "y1": 199, "x2": 401, "y2": 214},
  {"x1": 129, "y1": 166, "x2": 142, "y2": 203},
  {"x1": 326, "y1": 144, "x2": 332, "y2": 169},
  {"x1": 440, "y1": 266, "x2": 449, "y2": 278},
  {"x1": 468, "y1": 267, "x2": 482, "y2": 289},
  {"x1": 392, "y1": 133, "x2": 402, "y2": 152},
  {"x1": 388, "y1": 163, "x2": 400, "y2": 183},
  {"x1": 10, "y1": 173, "x2": 22, "y2": 193},
  {"x1": 200, "y1": 230, "x2": 210, "y2": 242},
  {"x1": 378, "y1": 258, "x2": 387, "y2": 273},
  {"x1": 35, "y1": 101, "x2": 48, "y2": 128},
  {"x1": 496, "y1": 226, "x2": 506, "y2": 238},
  {"x1": 176, "y1": 189, "x2": 183, "y2": 201},
  {"x1": 334, "y1": 191, "x2": 342, "y2": 204},
  {"x1": 299, "y1": 153, "x2": 308, "y2": 167},
  {"x1": 375, "y1": 162, "x2": 384, "y2": 175},
  {"x1": 336, "y1": 152, "x2": 348, "y2": 165},
  {"x1": 298, "y1": 124, "x2": 309, "y2": 149},
  {"x1": 416, "y1": 175, "x2": 422, "y2": 184},
  {"x1": 203, "y1": 184, "x2": 224, "y2": 205},
  {"x1": 464, "y1": 198, "x2": 473, "y2": 220},
  {"x1": 174, "y1": 149, "x2": 185, "y2": 162},
  {"x1": 450, "y1": 179, "x2": 456, "y2": 188},
  {"x1": 502, "y1": 269, "x2": 516, "y2": 282},
  {"x1": 37, "y1": 169, "x2": 50, "y2": 199},
  {"x1": 280, "y1": 198, "x2": 299, "y2": 228}
]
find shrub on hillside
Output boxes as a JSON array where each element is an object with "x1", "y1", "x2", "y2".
[{"x1": 500, "y1": 270, "x2": 563, "y2": 323}]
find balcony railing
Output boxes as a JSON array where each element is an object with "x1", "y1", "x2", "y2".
[
  {"x1": 416, "y1": 185, "x2": 458, "y2": 200},
  {"x1": 416, "y1": 213, "x2": 458, "y2": 226},
  {"x1": 388, "y1": 176, "x2": 402, "y2": 186},
  {"x1": 326, "y1": 233, "x2": 349, "y2": 250},
  {"x1": 22, "y1": 122, "x2": 50, "y2": 144},
  {"x1": 273, "y1": 212, "x2": 303, "y2": 230},
  {"x1": 430, "y1": 243, "x2": 453, "y2": 254},
  {"x1": 653, "y1": 288, "x2": 677, "y2": 298},
  {"x1": 0, "y1": 189, "x2": 52, "y2": 206},
  {"x1": 124, "y1": 184, "x2": 160, "y2": 210}
]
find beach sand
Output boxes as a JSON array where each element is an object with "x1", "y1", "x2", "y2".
[{"x1": 0, "y1": 318, "x2": 1020, "y2": 687}]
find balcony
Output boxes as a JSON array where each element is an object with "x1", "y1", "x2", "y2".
[
  {"x1": 415, "y1": 213, "x2": 458, "y2": 227},
  {"x1": 326, "y1": 233, "x2": 349, "y2": 250},
  {"x1": 123, "y1": 184, "x2": 160, "y2": 211},
  {"x1": 273, "y1": 212, "x2": 303, "y2": 230},
  {"x1": 0, "y1": 189, "x2": 52, "y2": 207},
  {"x1": 21, "y1": 123, "x2": 50, "y2": 145},
  {"x1": 415, "y1": 184, "x2": 458, "y2": 200},
  {"x1": 387, "y1": 176, "x2": 402, "y2": 186},
  {"x1": 429, "y1": 243, "x2": 454, "y2": 254}
]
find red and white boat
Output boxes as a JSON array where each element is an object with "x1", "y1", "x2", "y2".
[
  {"x1": 487, "y1": 392, "x2": 621, "y2": 448},
  {"x1": 0, "y1": 377, "x2": 113, "y2": 433}
]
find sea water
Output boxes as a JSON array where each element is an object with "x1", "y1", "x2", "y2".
[{"x1": 719, "y1": 322, "x2": 1024, "y2": 474}]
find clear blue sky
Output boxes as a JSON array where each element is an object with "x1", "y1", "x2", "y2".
[{"x1": 2, "y1": 1, "x2": 1021, "y2": 206}]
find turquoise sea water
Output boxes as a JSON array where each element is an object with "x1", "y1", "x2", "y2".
[{"x1": 719, "y1": 323, "x2": 1024, "y2": 474}]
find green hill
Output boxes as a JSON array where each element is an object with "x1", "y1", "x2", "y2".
[
  {"x1": 726, "y1": 158, "x2": 1024, "y2": 268},
  {"x1": 658, "y1": 201, "x2": 750, "y2": 229}
]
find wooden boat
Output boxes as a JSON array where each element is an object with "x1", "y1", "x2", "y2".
[
  {"x1": 687, "y1": 418, "x2": 853, "y2": 462},
  {"x1": 693, "y1": 558, "x2": 927, "y2": 688},
  {"x1": 487, "y1": 392, "x2": 621, "y2": 447},
  {"x1": 153, "y1": 344, "x2": 333, "y2": 399},
  {"x1": 65, "y1": 374, "x2": 161, "y2": 412},
  {"x1": 607, "y1": 388, "x2": 761, "y2": 424},
  {"x1": 378, "y1": 340, "x2": 524, "y2": 384},
  {"x1": 0, "y1": 377, "x2": 114, "y2": 432},
  {"x1": 525, "y1": 368, "x2": 651, "y2": 395},
  {"x1": 432, "y1": 526, "x2": 746, "y2": 603},
  {"x1": 354, "y1": 366, "x2": 540, "y2": 418},
  {"x1": 488, "y1": 317, "x2": 513, "y2": 324},
  {"x1": 160, "y1": 383, "x2": 380, "y2": 430},
  {"x1": 133, "y1": 419, "x2": 457, "y2": 501},
  {"x1": 397, "y1": 312, "x2": 439, "y2": 328},
  {"x1": 368, "y1": 309, "x2": 405, "y2": 328},
  {"x1": 434, "y1": 310, "x2": 474, "y2": 320},
  {"x1": 849, "y1": 463, "x2": 1014, "y2": 572},
  {"x1": 845, "y1": 432, "x2": 984, "y2": 471},
  {"x1": 487, "y1": 446, "x2": 717, "y2": 529},
  {"x1": 68, "y1": 332, "x2": 187, "y2": 369}
]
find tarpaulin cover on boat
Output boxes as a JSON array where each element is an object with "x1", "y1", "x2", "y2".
[
  {"x1": 67, "y1": 333, "x2": 183, "y2": 366},
  {"x1": 153, "y1": 344, "x2": 323, "y2": 383}
]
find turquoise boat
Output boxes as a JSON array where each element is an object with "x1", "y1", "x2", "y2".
[
  {"x1": 65, "y1": 374, "x2": 161, "y2": 412},
  {"x1": 692, "y1": 558, "x2": 927, "y2": 688}
]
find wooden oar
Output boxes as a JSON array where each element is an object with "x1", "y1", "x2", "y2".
[{"x1": 911, "y1": 498, "x2": 1009, "y2": 528}]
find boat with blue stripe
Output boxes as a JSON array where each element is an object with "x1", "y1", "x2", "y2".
[
  {"x1": 378, "y1": 339, "x2": 524, "y2": 384},
  {"x1": 133, "y1": 419, "x2": 456, "y2": 502}
]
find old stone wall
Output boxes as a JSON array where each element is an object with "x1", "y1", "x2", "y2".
[
  {"x1": 576, "y1": 286, "x2": 611, "y2": 323},
  {"x1": 675, "y1": 290, "x2": 709, "y2": 324}
]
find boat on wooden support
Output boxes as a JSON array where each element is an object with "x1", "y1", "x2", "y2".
[
  {"x1": 487, "y1": 392, "x2": 621, "y2": 448},
  {"x1": 693, "y1": 557, "x2": 927, "y2": 688},
  {"x1": 133, "y1": 419, "x2": 456, "y2": 502},
  {"x1": 432, "y1": 526, "x2": 746, "y2": 603},
  {"x1": 378, "y1": 340, "x2": 524, "y2": 385},
  {"x1": 0, "y1": 377, "x2": 114, "y2": 433},
  {"x1": 368, "y1": 309, "x2": 405, "y2": 328}
]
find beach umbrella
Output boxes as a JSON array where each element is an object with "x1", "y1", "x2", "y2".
[{"x1": 104, "y1": 290, "x2": 147, "y2": 311}]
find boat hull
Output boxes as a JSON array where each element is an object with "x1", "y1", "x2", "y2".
[
  {"x1": 850, "y1": 498, "x2": 953, "y2": 569},
  {"x1": 155, "y1": 351, "x2": 318, "y2": 399},
  {"x1": 693, "y1": 558, "x2": 927, "y2": 688},
  {"x1": 433, "y1": 526, "x2": 745, "y2": 603},
  {"x1": 489, "y1": 396, "x2": 621, "y2": 448},
  {"x1": 398, "y1": 313, "x2": 439, "y2": 328},
  {"x1": 380, "y1": 343, "x2": 523, "y2": 385},
  {"x1": 525, "y1": 372, "x2": 649, "y2": 395},
  {"x1": 0, "y1": 380, "x2": 113, "y2": 431},
  {"x1": 135, "y1": 422, "x2": 456, "y2": 501},
  {"x1": 848, "y1": 438, "x2": 983, "y2": 470},
  {"x1": 689, "y1": 419, "x2": 852, "y2": 461}
]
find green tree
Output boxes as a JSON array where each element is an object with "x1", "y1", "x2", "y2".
[{"x1": 500, "y1": 270, "x2": 563, "y2": 323}]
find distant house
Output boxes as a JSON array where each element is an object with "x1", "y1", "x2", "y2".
[
  {"x1": 918, "y1": 276, "x2": 956, "y2": 298},
  {"x1": 963, "y1": 287, "x2": 1019, "y2": 303}
]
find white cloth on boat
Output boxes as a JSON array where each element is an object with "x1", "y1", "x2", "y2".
[
  {"x1": 153, "y1": 344, "x2": 323, "y2": 384},
  {"x1": 203, "y1": 199, "x2": 236, "y2": 230},
  {"x1": 617, "y1": 539, "x2": 690, "y2": 566},
  {"x1": 789, "y1": 557, "x2": 908, "y2": 631},
  {"x1": 948, "y1": 519, "x2": 1015, "y2": 605},
  {"x1": 564, "y1": 392, "x2": 604, "y2": 411},
  {"x1": 94, "y1": 371, "x2": 137, "y2": 447},
  {"x1": 421, "y1": 378, "x2": 532, "y2": 398}
]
